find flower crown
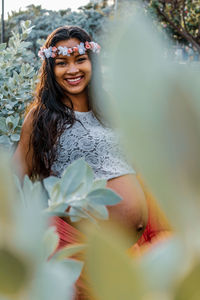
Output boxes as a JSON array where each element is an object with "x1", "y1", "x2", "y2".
[{"x1": 38, "y1": 41, "x2": 101, "y2": 60}]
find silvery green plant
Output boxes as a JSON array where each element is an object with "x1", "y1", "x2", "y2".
[
  {"x1": 0, "y1": 152, "x2": 84, "y2": 300},
  {"x1": 0, "y1": 20, "x2": 38, "y2": 150},
  {"x1": 43, "y1": 158, "x2": 122, "y2": 223},
  {"x1": 15, "y1": 158, "x2": 122, "y2": 224}
]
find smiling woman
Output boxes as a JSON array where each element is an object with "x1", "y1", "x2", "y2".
[
  {"x1": 53, "y1": 39, "x2": 92, "y2": 108},
  {"x1": 13, "y1": 25, "x2": 148, "y2": 300}
]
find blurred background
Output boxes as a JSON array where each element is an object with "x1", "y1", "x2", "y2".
[{"x1": 1, "y1": 0, "x2": 200, "y2": 62}]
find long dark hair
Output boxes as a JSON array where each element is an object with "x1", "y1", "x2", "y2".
[{"x1": 29, "y1": 26, "x2": 105, "y2": 179}]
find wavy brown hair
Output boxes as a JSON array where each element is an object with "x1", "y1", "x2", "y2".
[{"x1": 29, "y1": 26, "x2": 104, "y2": 179}]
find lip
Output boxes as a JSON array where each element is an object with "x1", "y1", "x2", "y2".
[{"x1": 65, "y1": 76, "x2": 84, "y2": 86}]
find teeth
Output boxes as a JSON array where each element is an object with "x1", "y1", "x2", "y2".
[{"x1": 67, "y1": 77, "x2": 82, "y2": 82}]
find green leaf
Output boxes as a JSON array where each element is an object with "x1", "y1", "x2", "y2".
[
  {"x1": 85, "y1": 225, "x2": 146, "y2": 300},
  {"x1": 49, "y1": 181, "x2": 63, "y2": 204},
  {"x1": 13, "y1": 174, "x2": 25, "y2": 206},
  {"x1": 140, "y1": 237, "x2": 187, "y2": 292},
  {"x1": 91, "y1": 178, "x2": 107, "y2": 190},
  {"x1": 0, "y1": 248, "x2": 28, "y2": 295},
  {"x1": 5, "y1": 116, "x2": 13, "y2": 130},
  {"x1": 43, "y1": 226, "x2": 59, "y2": 259},
  {"x1": 25, "y1": 20, "x2": 32, "y2": 27},
  {"x1": 60, "y1": 158, "x2": 94, "y2": 198},
  {"x1": 0, "y1": 117, "x2": 7, "y2": 133},
  {"x1": 0, "y1": 43, "x2": 6, "y2": 51},
  {"x1": 47, "y1": 202, "x2": 69, "y2": 213},
  {"x1": 68, "y1": 206, "x2": 88, "y2": 222},
  {"x1": 51, "y1": 244, "x2": 86, "y2": 261},
  {"x1": 0, "y1": 135, "x2": 11, "y2": 146},
  {"x1": 175, "y1": 262, "x2": 200, "y2": 300},
  {"x1": 22, "y1": 175, "x2": 33, "y2": 201},
  {"x1": 61, "y1": 258, "x2": 84, "y2": 283},
  {"x1": 30, "y1": 260, "x2": 83, "y2": 300},
  {"x1": 87, "y1": 188, "x2": 122, "y2": 206},
  {"x1": 43, "y1": 176, "x2": 60, "y2": 197},
  {"x1": 10, "y1": 134, "x2": 20, "y2": 142},
  {"x1": 87, "y1": 203, "x2": 109, "y2": 220}
]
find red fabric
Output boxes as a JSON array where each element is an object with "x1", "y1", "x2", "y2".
[
  {"x1": 49, "y1": 216, "x2": 82, "y2": 250},
  {"x1": 135, "y1": 174, "x2": 172, "y2": 249}
]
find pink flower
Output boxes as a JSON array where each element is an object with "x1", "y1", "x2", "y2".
[
  {"x1": 52, "y1": 46, "x2": 57, "y2": 52},
  {"x1": 85, "y1": 42, "x2": 91, "y2": 49},
  {"x1": 68, "y1": 48, "x2": 73, "y2": 54},
  {"x1": 73, "y1": 47, "x2": 78, "y2": 52},
  {"x1": 51, "y1": 52, "x2": 57, "y2": 58}
]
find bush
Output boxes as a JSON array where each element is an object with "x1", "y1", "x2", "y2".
[{"x1": 0, "y1": 20, "x2": 38, "y2": 151}]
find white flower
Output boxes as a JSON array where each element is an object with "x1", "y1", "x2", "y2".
[
  {"x1": 78, "y1": 43, "x2": 86, "y2": 55},
  {"x1": 58, "y1": 46, "x2": 70, "y2": 56}
]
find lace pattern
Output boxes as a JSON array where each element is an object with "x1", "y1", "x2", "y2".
[{"x1": 51, "y1": 110, "x2": 136, "y2": 180}]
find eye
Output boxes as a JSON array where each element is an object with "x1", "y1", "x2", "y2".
[
  {"x1": 55, "y1": 61, "x2": 66, "y2": 66},
  {"x1": 77, "y1": 57, "x2": 87, "y2": 63}
]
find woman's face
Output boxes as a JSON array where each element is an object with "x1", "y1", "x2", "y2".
[{"x1": 54, "y1": 38, "x2": 92, "y2": 96}]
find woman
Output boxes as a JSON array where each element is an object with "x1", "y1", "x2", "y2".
[
  {"x1": 13, "y1": 25, "x2": 172, "y2": 299},
  {"x1": 13, "y1": 25, "x2": 148, "y2": 234}
]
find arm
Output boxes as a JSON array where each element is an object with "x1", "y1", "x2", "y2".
[
  {"x1": 12, "y1": 108, "x2": 35, "y2": 181},
  {"x1": 106, "y1": 174, "x2": 148, "y2": 237}
]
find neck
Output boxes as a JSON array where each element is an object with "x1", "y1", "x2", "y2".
[{"x1": 63, "y1": 90, "x2": 89, "y2": 112}]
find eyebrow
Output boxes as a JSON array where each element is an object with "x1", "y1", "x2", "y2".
[{"x1": 55, "y1": 54, "x2": 87, "y2": 60}]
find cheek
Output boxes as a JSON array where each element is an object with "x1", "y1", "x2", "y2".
[
  {"x1": 54, "y1": 68, "x2": 63, "y2": 81},
  {"x1": 87, "y1": 63, "x2": 92, "y2": 79}
]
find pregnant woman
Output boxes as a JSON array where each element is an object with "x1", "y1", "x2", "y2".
[{"x1": 13, "y1": 25, "x2": 170, "y2": 299}]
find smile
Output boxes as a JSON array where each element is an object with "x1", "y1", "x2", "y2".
[{"x1": 65, "y1": 76, "x2": 84, "y2": 85}]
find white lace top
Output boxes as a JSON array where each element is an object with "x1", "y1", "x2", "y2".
[{"x1": 51, "y1": 110, "x2": 136, "y2": 180}]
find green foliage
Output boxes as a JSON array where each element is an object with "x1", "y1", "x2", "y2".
[
  {"x1": 43, "y1": 158, "x2": 121, "y2": 223},
  {"x1": 86, "y1": 225, "x2": 145, "y2": 300},
  {"x1": 2, "y1": 4, "x2": 112, "y2": 55},
  {"x1": 88, "y1": 10, "x2": 200, "y2": 300},
  {"x1": 0, "y1": 20, "x2": 38, "y2": 150},
  {"x1": 146, "y1": 0, "x2": 200, "y2": 52},
  {"x1": 0, "y1": 152, "x2": 83, "y2": 300}
]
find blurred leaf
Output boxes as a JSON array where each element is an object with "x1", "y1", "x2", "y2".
[
  {"x1": 6, "y1": 116, "x2": 13, "y2": 130},
  {"x1": 102, "y1": 11, "x2": 200, "y2": 240},
  {"x1": 43, "y1": 176, "x2": 60, "y2": 197},
  {"x1": 0, "y1": 248, "x2": 28, "y2": 295},
  {"x1": 87, "y1": 202, "x2": 109, "y2": 220},
  {"x1": 0, "y1": 117, "x2": 7, "y2": 133},
  {"x1": 0, "y1": 43, "x2": 6, "y2": 51},
  {"x1": 175, "y1": 261, "x2": 200, "y2": 300},
  {"x1": 85, "y1": 224, "x2": 146, "y2": 300},
  {"x1": 43, "y1": 226, "x2": 59, "y2": 259},
  {"x1": 139, "y1": 236, "x2": 188, "y2": 292},
  {"x1": 30, "y1": 260, "x2": 83, "y2": 300},
  {"x1": 10, "y1": 133, "x2": 20, "y2": 142},
  {"x1": 0, "y1": 152, "x2": 16, "y2": 229},
  {"x1": 52, "y1": 244, "x2": 86, "y2": 261}
]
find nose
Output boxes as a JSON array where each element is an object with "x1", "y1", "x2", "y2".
[{"x1": 67, "y1": 63, "x2": 79, "y2": 74}]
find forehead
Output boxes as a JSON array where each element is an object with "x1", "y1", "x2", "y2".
[{"x1": 55, "y1": 38, "x2": 81, "y2": 49}]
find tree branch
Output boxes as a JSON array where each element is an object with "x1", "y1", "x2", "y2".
[{"x1": 157, "y1": 5, "x2": 200, "y2": 53}]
